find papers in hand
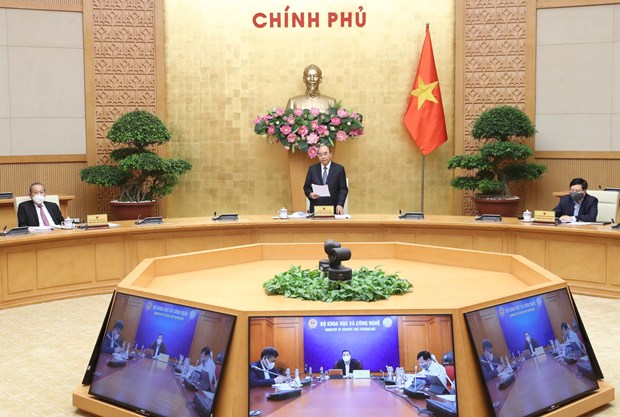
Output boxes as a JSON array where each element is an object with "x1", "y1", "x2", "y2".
[{"x1": 312, "y1": 184, "x2": 330, "y2": 197}]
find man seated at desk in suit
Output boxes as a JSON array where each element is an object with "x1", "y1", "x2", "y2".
[
  {"x1": 149, "y1": 333, "x2": 167, "y2": 358},
  {"x1": 553, "y1": 177, "x2": 598, "y2": 222},
  {"x1": 102, "y1": 320, "x2": 124, "y2": 354},
  {"x1": 304, "y1": 145, "x2": 348, "y2": 214},
  {"x1": 250, "y1": 346, "x2": 286, "y2": 388},
  {"x1": 17, "y1": 182, "x2": 64, "y2": 227},
  {"x1": 523, "y1": 331, "x2": 540, "y2": 356},
  {"x1": 480, "y1": 339, "x2": 504, "y2": 382},
  {"x1": 333, "y1": 349, "x2": 363, "y2": 378}
]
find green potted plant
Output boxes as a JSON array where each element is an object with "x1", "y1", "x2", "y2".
[
  {"x1": 447, "y1": 106, "x2": 547, "y2": 216},
  {"x1": 80, "y1": 110, "x2": 192, "y2": 220}
]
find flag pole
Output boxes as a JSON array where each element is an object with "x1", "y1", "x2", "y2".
[{"x1": 421, "y1": 155, "x2": 425, "y2": 212}]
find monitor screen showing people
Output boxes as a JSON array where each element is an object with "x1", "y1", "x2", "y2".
[
  {"x1": 248, "y1": 314, "x2": 457, "y2": 416},
  {"x1": 88, "y1": 292, "x2": 236, "y2": 417},
  {"x1": 464, "y1": 288, "x2": 599, "y2": 417}
]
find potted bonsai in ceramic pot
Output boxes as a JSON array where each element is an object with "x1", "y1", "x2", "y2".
[
  {"x1": 80, "y1": 110, "x2": 192, "y2": 220},
  {"x1": 447, "y1": 106, "x2": 547, "y2": 217}
]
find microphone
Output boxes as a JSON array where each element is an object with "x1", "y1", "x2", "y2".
[
  {"x1": 105, "y1": 332, "x2": 123, "y2": 349},
  {"x1": 442, "y1": 366, "x2": 455, "y2": 389},
  {"x1": 251, "y1": 365, "x2": 282, "y2": 378}
]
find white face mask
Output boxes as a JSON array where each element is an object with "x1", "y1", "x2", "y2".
[
  {"x1": 526, "y1": 336, "x2": 531, "y2": 342},
  {"x1": 262, "y1": 357, "x2": 275, "y2": 370},
  {"x1": 157, "y1": 338, "x2": 162, "y2": 345},
  {"x1": 487, "y1": 352, "x2": 494, "y2": 360},
  {"x1": 342, "y1": 355, "x2": 351, "y2": 363},
  {"x1": 32, "y1": 194, "x2": 45, "y2": 205}
]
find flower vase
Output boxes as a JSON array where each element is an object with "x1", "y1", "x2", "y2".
[{"x1": 287, "y1": 147, "x2": 335, "y2": 212}]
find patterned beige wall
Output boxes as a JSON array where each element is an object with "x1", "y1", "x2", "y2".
[
  {"x1": 458, "y1": 0, "x2": 529, "y2": 215},
  {"x1": 164, "y1": 0, "x2": 456, "y2": 216},
  {"x1": 91, "y1": 0, "x2": 161, "y2": 213}
]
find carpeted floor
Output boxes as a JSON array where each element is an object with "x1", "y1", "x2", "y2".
[{"x1": 0, "y1": 293, "x2": 616, "y2": 417}]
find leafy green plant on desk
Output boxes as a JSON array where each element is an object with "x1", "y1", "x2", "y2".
[{"x1": 263, "y1": 265, "x2": 413, "y2": 302}]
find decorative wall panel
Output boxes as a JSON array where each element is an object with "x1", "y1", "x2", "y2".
[
  {"x1": 461, "y1": 0, "x2": 529, "y2": 214},
  {"x1": 92, "y1": 0, "x2": 158, "y2": 213}
]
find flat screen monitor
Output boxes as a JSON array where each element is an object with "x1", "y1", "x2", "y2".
[
  {"x1": 248, "y1": 314, "x2": 458, "y2": 417},
  {"x1": 87, "y1": 292, "x2": 236, "y2": 417},
  {"x1": 464, "y1": 288, "x2": 599, "y2": 417},
  {"x1": 82, "y1": 290, "x2": 116, "y2": 385}
]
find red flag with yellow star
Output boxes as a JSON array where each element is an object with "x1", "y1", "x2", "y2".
[{"x1": 403, "y1": 25, "x2": 447, "y2": 155}]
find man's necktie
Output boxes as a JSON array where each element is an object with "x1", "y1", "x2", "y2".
[
  {"x1": 38, "y1": 205, "x2": 50, "y2": 226},
  {"x1": 322, "y1": 166, "x2": 328, "y2": 185}
]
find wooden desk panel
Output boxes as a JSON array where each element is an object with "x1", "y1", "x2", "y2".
[{"x1": 3, "y1": 215, "x2": 620, "y2": 308}]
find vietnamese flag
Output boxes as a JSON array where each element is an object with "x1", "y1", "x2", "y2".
[{"x1": 403, "y1": 25, "x2": 447, "y2": 155}]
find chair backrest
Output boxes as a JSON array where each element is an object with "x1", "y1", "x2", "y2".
[
  {"x1": 586, "y1": 190, "x2": 619, "y2": 222},
  {"x1": 306, "y1": 178, "x2": 349, "y2": 214},
  {"x1": 13, "y1": 195, "x2": 60, "y2": 214},
  {"x1": 444, "y1": 364, "x2": 455, "y2": 382}
]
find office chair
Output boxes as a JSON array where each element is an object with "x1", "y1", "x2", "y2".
[
  {"x1": 14, "y1": 195, "x2": 61, "y2": 214},
  {"x1": 587, "y1": 190, "x2": 619, "y2": 222}
]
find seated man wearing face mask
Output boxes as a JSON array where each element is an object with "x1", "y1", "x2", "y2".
[
  {"x1": 249, "y1": 346, "x2": 286, "y2": 388},
  {"x1": 333, "y1": 349, "x2": 363, "y2": 378},
  {"x1": 480, "y1": 339, "x2": 504, "y2": 382},
  {"x1": 197, "y1": 346, "x2": 217, "y2": 391},
  {"x1": 416, "y1": 350, "x2": 449, "y2": 388},
  {"x1": 149, "y1": 333, "x2": 168, "y2": 358},
  {"x1": 522, "y1": 331, "x2": 540, "y2": 356},
  {"x1": 553, "y1": 177, "x2": 598, "y2": 222},
  {"x1": 17, "y1": 182, "x2": 65, "y2": 227},
  {"x1": 102, "y1": 320, "x2": 125, "y2": 354}
]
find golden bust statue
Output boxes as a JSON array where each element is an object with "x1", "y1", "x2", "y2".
[{"x1": 286, "y1": 64, "x2": 336, "y2": 112}]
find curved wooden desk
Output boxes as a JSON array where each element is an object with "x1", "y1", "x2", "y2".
[
  {"x1": 72, "y1": 242, "x2": 614, "y2": 417},
  {"x1": 2, "y1": 214, "x2": 620, "y2": 308}
]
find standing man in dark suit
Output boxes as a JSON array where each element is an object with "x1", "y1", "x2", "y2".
[
  {"x1": 17, "y1": 182, "x2": 65, "y2": 227},
  {"x1": 553, "y1": 178, "x2": 598, "y2": 222},
  {"x1": 304, "y1": 145, "x2": 348, "y2": 214}
]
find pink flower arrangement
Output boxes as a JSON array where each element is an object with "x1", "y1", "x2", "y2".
[{"x1": 254, "y1": 105, "x2": 364, "y2": 158}]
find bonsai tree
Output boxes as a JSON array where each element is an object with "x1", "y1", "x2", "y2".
[
  {"x1": 447, "y1": 106, "x2": 547, "y2": 198},
  {"x1": 80, "y1": 110, "x2": 192, "y2": 202}
]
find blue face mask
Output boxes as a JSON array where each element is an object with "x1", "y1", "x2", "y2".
[{"x1": 420, "y1": 362, "x2": 429, "y2": 370}]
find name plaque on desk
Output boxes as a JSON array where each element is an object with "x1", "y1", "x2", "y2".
[
  {"x1": 534, "y1": 210, "x2": 557, "y2": 225},
  {"x1": 86, "y1": 214, "x2": 108, "y2": 227},
  {"x1": 314, "y1": 205, "x2": 334, "y2": 218}
]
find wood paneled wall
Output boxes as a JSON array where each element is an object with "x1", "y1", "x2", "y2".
[
  {"x1": 250, "y1": 315, "x2": 454, "y2": 374},
  {"x1": 0, "y1": 0, "x2": 163, "y2": 218},
  {"x1": 0, "y1": 162, "x2": 88, "y2": 220}
]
